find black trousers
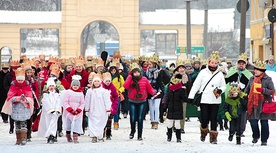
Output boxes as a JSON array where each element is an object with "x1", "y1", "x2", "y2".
[
  {"x1": 229, "y1": 117, "x2": 241, "y2": 136},
  {"x1": 200, "y1": 104, "x2": 219, "y2": 131}
]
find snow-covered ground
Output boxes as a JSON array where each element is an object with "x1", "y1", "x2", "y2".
[{"x1": 0, "y1": 116, "x2": 276, "y2": 153}]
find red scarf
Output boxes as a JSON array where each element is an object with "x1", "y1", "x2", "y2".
[
  {"x1": 247, "y1": 73, "x2": 264, "y2": 116},
  {"x1": 70, "y1": 87, "x2": 84, "y2": 92}
]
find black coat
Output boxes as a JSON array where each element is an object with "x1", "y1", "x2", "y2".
[
  {"x1": 164, "y1": 85, "x2": 187, "y2": 120},
  {"x1": 0, "y1": 71, "x2": 8, "y2": 106}
]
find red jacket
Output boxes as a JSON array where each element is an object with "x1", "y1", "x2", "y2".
[
  {"x1": 123, "y1": 75, "x2": 155, "y2": 101},
  {"x1": 102, "y1": 82, "x2": 119, "y2": 115},
  {"x1": 66, "y1": 69, "x2": 89, "y2": 88}
]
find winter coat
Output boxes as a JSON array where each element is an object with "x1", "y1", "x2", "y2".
[
  {"x1": 63, "y1": 89, "x2": 85, "y2": 121},
  {"x1": 102, "y1": 82, "x2": 119, "y2": 115},
  {"x1": 66, "y1": 69, "x2": 89, "y2": 87},
  {"x1": 223, "y1": 96, "x2": 246, "y2": 119},
  {"x1": 0, "y1": 70, "x2": 8, "y2": 106},
  {"x1": 124, "y1": 75, "x2": 155, "y2": 102},
  {"x1": 164, "y1": 83, "x2": 187, "y2": 120},
  {"x1": 112, "y1": 75, "x2": 125, "y2": 94},
  {"x1": 188, "y1": 67, "x2": 226, "y2": 104},
  {"x1": 266, "y1": 63, "x2": 276, "y2": 72},
  {"x1": 146, "y1": 68, "x2": 165, "y2": 99},
  {"x1": 244, "y1": 73, "x2": 276, "y2": 120},
  {"x1": 3, "y1": 71, "x2": 14, "y2": 91}
]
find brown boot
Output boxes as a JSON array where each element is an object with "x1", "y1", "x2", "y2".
[
  {"x1": 200, "y1": 125, "x2": 209, "y2": 142},
  {"x1": 66, "y1": 134, "x2": 73, "y2": 142},
  {"x1": 73, "y1": 134, "x2": 79, "y2": 143},
  {"x1": 209, "y1": 130, "x2": 218, "y2": 144},
  {"x1": 153, "y1": 122, "x2": 158, "y2": 129},
  {"x1": 15, "y1": 131, "x2": 21, "y2": 145},
  {"x1": 114, "y1": 122, "x2": 119, "y2": 130},
  {"x1": 20, "y1": 130, "x2": 27, "y2": 145}
]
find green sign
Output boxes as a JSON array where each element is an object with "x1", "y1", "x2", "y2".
[
  {"x1": 189, "y1": 46, "x2": 205, "y2": 54},
  {"x1": 176, "y1": 46, "x2": 205, "y2": 54},
  {"x1": 176, "y1": 46, "x2": 185, "y2": 54}
]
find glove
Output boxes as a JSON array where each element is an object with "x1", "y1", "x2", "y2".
[
  {"x1": 216, "y1": 89, "x2": 222, "y2": 94},
  {"x1": 256, "y1": 88, "x2": 263, "y2": 93},
  {"x1": 225, "y1": 112, "x2": 232, "y2": 121},
  {"x1": 75, "y1": 108, "x2": 82, "y2": 115},
  {"x1": 108, "y1": 114, "x2": 114, "y2": 120}
]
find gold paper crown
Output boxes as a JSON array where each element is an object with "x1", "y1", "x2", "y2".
[
  {"x1": 50, "y1": 63, "x2": 60, "y2": 76},
  {"x1": 21, "y1": 60, "x2": 32, "y2": 71},
  {"x1": 39, "y1": 54, "x2": 45, "y2": 59},
  {"x1": 148, "y1": 54, "x2": 159, "y2": 63},
  {"x1": 131, "y1": 58, "x2": 139, "y2": 64},
  {"x1": 10, "y1": 60, "x2": 20, "y2": 67},
  {"x1": 48, "y1": 56, "x2": 59, "y2": 64},
  {"x1": 254, "y1": 60, "x2": 266, "y2": 70},
  {"x1": 96, "y1": 58, "x2": 105, "y2": 67},
  {"x1": 170, "y1": 75, "x2": 182, "y2": 84},
  {"x1": 87, "y1": 56, "x2": 93, "y2": 61},
  {"x1": 40, "y1": 61, "x2": 47, "y2": 68},
  {"x1": 201, "y1": 59, "x2": 208, "y2": 65},
  {"x1": 139, "y1": 55, "x2": 149, "y2": 62},
  {"x1": 238, "y1": 53, "x2": 247, "y2": 63},
  {"x1": 209, "y1": 51, "x2": 220, "y2": 62},
  {"x1": 65, "y1": 59, "x2": 74, "y2": 66},
  {"x1": 78, "y1": 55, "x2": 85, "y2": 61},
  {"x1": 113, "y1": 51, "x2": 121, "y2": 59},
  {"x1": 184, "y1": 59, "x2": 193, "y2": 65},
  {"x1": 219, "y1": 66, "x2": 227, "y2": 74},
  {"x1": 176, "y1": 59, "x2": 185, "y2": 67},
  {"x1": 85, "y1": 61, "x2": 93, "y2": 68},
  {"x1": 74, "y1": 59, "x2": 85, "y2": 66},
  {"x1": 89, "y1": 72, "x2": 103, "y2": 80},
  {"x1": 20, "y1": 55, "x2": 27, "y2": 60},
  {"x1": 269, "y1": 55, "x2": 274, "y2": 60},
  {"x1": 1, "y1": 63, "x2": 10, "y2": 68},
  {"x1": 32, "y1": 57, "x2": 40, "y2": 62},
  {"x1": 110, "y1": 58, "x2": 120, "y2": 67},
  {"x1": 226, "y1": 59, "x2": 232, "y2": 63},
  {"x1": 102, "y1": 72, "x2": 111, "y2": 80},
  {"x1": 193, "y1": 57, "x2": 201, "y2": 63},
  {"x1": 228, "y1": 82, "x2": 241, "y2": 97},
  {"x1": 129, "y1": 62, "x2": 140, "y2": 71},
  {"x1": 15, "y1": 67, "x2": 25, "y2": 76}
]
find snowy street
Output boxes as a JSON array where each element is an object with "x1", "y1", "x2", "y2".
[{"x1": 0, "y1": 116, "x2": 276, "y2": 153}]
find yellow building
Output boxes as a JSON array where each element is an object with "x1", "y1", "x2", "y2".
[
  {"x1": 250, "y1": 0, "x2": 275, "y2": 61},
  {"x1": 0, "y1": 0, "x2": 203, "y2": 60}
]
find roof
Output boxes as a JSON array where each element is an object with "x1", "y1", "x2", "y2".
[
  {"x1": 0, "y1": 11, "x2": 62, "y2": 24},
  {"x1": 139, "y1": 9, "x2": 235, "y2": 32}
]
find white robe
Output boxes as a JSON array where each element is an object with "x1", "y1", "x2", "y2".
[
  {"x1": 85, "y1": 87, "x2": 111, "y2": 139},
  {"x1": 38, "y1": 91, "x2": 61, "y2": 138}
]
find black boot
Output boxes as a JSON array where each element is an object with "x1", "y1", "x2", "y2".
[
  {"x1": 167, "y1": 128, "x2": 172, "y2": 142},
  {"x1": 129, "y1": 130, "x2": 135, "y2": 139},
  {"x1": 137, "y1": 131, "x2": 142, "y2": 141},
  {"x1": 106, "y1": 129, "x2": 112, "y2": 140},
  {"x1": 236, "y1": 136, "x2": 241, "y2": 145},
  {"x1": 228, "y1": 133, "x2": 234, "y2": 142},
  {"x1": 175, "y1": 129, "x2": 181, "y2": 143},
  {"x1": 47, "y1": 135, "x2": 55, "y2": 144},
  {"x1": 252, "y1": 138, "x2": 259, "y2": 144},
  {"x1": 219, "y1": 122, "x2": 224, "y2": 131}
]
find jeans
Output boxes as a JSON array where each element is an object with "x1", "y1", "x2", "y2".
[
  {"x1": 114, "y1": 99, "x2": 120, "y2": 122},
  {"x1": 200, "y1": 104, "x2": 219, "y2": 131},
  {"x1": 148, "y1": 98, "x2": 161, "y2": 122},
  {"x1": 249, "y1": 119, "x2": 269, "y2": 143},
  {"x1": 129, "y1": 101, "x2": 146, "y2": 136}
]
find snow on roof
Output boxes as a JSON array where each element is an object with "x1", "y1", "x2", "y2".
[
  {"x1": 140, "y1": 9, "x2": 235, "y2": 32},
  {"x1": 0, "y1": 11, "x2": 62, "y2": 24}
]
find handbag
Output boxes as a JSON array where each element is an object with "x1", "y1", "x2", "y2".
[
  {"x1": 262, "y1": 94, "x2": 276, "y2": 114},
  {"x1": 119, "y1": 93, "x2": 125, "y2": 102},
  {"x1": 192, "y1": 71, "x2": 220, "y2": 107}
]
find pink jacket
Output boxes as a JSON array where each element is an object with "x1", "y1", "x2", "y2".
[
  {"x1": 63, "y1": 89, "x2": 85, "y2": 121},
  {"x1": 124, "y1": 75, "x2": 155, "y2": 102},
  {"x1": 102, "y1": 82, "x2": 119, "y2": 115}
]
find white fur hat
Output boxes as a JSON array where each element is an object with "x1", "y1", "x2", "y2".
[{"x1": 47, "y1": 78, "x2": 56, "y2": 88}]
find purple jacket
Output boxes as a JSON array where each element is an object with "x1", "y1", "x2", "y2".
[{"x1": 102, "y1": 82, "x2": 119, "y2": 115}]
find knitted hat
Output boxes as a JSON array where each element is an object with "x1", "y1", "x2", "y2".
[
  {"x1": 47, "y1": 78, "x2": 56, "y2": 88},
  {"x1": 71, "y1": 75, "x2": 82, "y2": 87}
]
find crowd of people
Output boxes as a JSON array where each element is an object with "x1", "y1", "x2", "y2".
[{"x1": 0, "y1": 50, "x2": 275, "y2": 146}]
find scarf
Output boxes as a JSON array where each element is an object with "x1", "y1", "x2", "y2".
[
  {"x1": 247, "y1": 73, "x2": 264, "y2": 117},
  {"x1": 169, "y1": 83, "x2": 182, "y2": 91},
  {"x1": 146, "y1": 66, "x2": 158, "y2": 84},
  {"x1": 225, "y1": 97, "x2": 240, "y2": 117},
  {"x1": 142, "y1": 66, "x2": 148, "y2": 73},
  {"x1": 131, "y1": 75, "x2": 143, "y2": 99}
]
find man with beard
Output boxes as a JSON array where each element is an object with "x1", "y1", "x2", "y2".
[
  {"x1": 225, "y1": 53, "x2": 253, "y2": 137},
  {"x1": 188, "y1": 51, "x2": 226, "y2": 144}
]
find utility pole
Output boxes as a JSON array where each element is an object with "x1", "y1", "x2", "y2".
[
  {"x1": 272, "y1": 0, "x2": 275, "y2": 55},
  {"x1": 204, "y1": 0, "x2": 208, "y2": 59},
  {"x1": 186, "y1": 0, "x2": 192, "y2": 59},
  {"x1": 239, "y1": 0, "x2": 247, "y2": 54}
]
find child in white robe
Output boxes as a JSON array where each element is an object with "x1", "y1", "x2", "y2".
[
  {"x1": 85, "y1": 73, "x2": 111, "y2": 143},
  {"x1": 38, "y1": 78, "x2": 61, "y2": 144}
]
